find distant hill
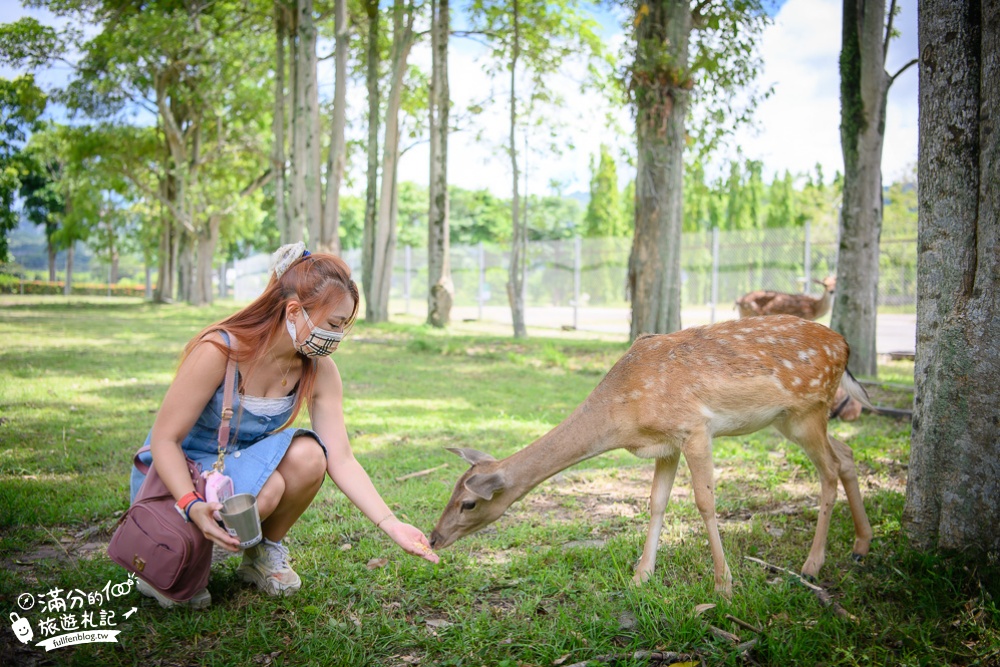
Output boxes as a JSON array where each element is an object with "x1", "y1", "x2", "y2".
[{"x1": 7, "y1": 216, "x2": 94, "y2": 277}]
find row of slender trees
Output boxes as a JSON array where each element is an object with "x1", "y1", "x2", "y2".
[{"x1": 1, "y1": 0, "x2": 996, "y2": 586}]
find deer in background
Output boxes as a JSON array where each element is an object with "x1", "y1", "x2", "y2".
[
  {"x1": 429, "y1": 315, "x2": 874, "y2": 596},
  {"x1": 736, "y1": 276, "x2": 837, "y2": 320}
]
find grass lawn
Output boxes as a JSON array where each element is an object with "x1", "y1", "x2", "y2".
[{"x1": 0, "y1": 296, "x2": 996, "y2": 667}]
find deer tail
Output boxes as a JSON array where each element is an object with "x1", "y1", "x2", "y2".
[{"x1": 839, "y1": 367, "x2": 877, "y2": 413}]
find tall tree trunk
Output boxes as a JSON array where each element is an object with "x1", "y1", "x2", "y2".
[
  {"x1": 506, "y1": 0, "x2": 527, "y2": 338},
  {"x1": 191, "y1": 217, "x2": 220, "y2": 306},
  {"x1": 289, "y1": 2, "x2": 307, "y2": 243},
  {"x1": 361, "y1": 0, "x2": 380, "y2": 316},
  {"x1": 321, "y1": 0, "x2": 348, "y2": 255},
  {"x1": 903, "y1": 0, "x2": 1000, "y2": 555},
  {"x1": 832, "y1": 0, "x2": 890, "y2": 378},
  {"x1": 369, "y1": 0, "x2": 415, "y2": 322},
  {"x1": 63, "y1": 241, "x2": 73, "y2": 296},
  {"x1": 154, "y1": 175, "x2": 176, "y2": 303},
  {"x1": 274, "y1": 1, "x2": 289, "y2": 243},
  {"x1": 628, "y1": 0, "x2": 691, "y2": 340},
  {"x1": 177, "y1": 233, "x2": 194, "y2": 304},
  {"x1": 47, "y1": 239, "x2": 56, "y2": 282},
  {"x1": 301, "y1": 0, "x2": 322, "y2": 248},
  {"x1": 427, "y1": 0, "x2": 453, "y2": 328}
]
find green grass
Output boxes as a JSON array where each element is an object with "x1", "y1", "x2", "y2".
[{"x1": 1, "y1": 296, "x2": 996, "y2": 667}]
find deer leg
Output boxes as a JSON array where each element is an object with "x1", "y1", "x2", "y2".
[
  {"x1": 829, "y1": 435, "x2": 873, "y2": 560},
  {"x1": 633, "y1": 452, "x2": 680, "y2": 585},
  {"x1": 776, "y1": 414, "x2": 840, "y2": 580},
  {"x1": 685, "y1": 436, "x2": 732, "y2": 597}
]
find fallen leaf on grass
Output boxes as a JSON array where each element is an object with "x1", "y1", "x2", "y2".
[
  {"x1": 339, "y1": 543, "x2": 352, "y2": 551},
  {"x1": 693, "y1": 603, "x2": 716, "y2": 616},
  {"x1": 425, "y1": 618, "x2": 452, "y2": 629},
  {"x1": 552, "y1": 654, "x2": 572, "y2": 665},
  {"x1": 367, "y1": 557, "x2": 389, "y2": 569}
]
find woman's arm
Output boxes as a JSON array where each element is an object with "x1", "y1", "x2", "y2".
[
  {"x1": 310, "y1": 358, "x2": 439, "y2": 563},
  {"x1": 148, "y1": 337, "x2": 241, "y2": 552}
]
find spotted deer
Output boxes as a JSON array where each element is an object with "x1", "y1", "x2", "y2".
[
  {"x1": 736, "y1": 276, "x2": 837, "y2": 321},
  {"x1": 429, "y1": 315, "x2": 874, "y2": 596}
]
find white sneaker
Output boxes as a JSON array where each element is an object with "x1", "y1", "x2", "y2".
[
  {"x1": 136, "y1": 578, "x2": 211, "y2": 609},
  {"x1": 237, "y1": 539, "x2": 302, "y2": 596}
]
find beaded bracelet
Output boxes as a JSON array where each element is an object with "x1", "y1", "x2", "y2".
[{"x1": 375, "y1": 512, "x2": 396, "y2": 528}]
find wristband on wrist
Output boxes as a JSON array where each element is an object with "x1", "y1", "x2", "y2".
[
  {"x1": 375, "y1": 511, "x2": 395, "y2": 528},
  {"x1": 184, "y1": 498, "x2": 205, "y2": 522},
  {"x1": 174, "y1": 491, "x2": 205, "y2": 523}
]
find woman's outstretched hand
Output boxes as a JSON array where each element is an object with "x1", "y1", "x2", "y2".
[{"x1": 382, "y1": 518, "x2": 440, "y2": 563}]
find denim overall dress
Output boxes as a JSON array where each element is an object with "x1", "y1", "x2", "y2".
[{"x1": 130, "y1": 332, "x2": 327, "y2": 502}]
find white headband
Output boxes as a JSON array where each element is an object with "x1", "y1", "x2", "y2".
[{"x1": 269, "y1": 242, "x2": 310, "y2": 280}]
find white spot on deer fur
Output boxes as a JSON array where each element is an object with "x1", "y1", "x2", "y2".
[
  {"x1": 791, "y1": 377, "x2": 802, "y2": 386},
  {"x1": 823, "y1": 345, "x2": 831, "y2": 356},
  {"x1": 798, "y1": 350, "x2": 812, "y2": 362},
  {"x1": 809, "y1": 379, "x2": 821, "y2": 387},
  {"x1": 733, "y1": 334, "x2": 745, "y2": 341},
  {"x1": 783, "y1": 359, "x2": 794, "y2": 369}
]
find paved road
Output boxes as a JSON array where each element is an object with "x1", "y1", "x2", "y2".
[{"x1": 408, "y1": 303, "x2": 917, "y2": 354}]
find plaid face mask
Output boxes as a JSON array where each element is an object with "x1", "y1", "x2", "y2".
[{"x1": 286, "y1": 308, "x2": 344, "y2": 357}]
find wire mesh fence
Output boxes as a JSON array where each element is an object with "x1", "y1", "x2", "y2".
[{"x1": 234, "y1": 224, "x2": 916, "y2": 332}]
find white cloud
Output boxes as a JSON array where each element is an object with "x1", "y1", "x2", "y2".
[{"x1": 395, "y1": 0, "x2": 920, "y2": 196}]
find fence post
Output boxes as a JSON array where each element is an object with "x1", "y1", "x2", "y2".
[
  {"x1": 573, "y1": 236, "x2": 581, "y2": 330},
  {"x1": 478, "y1": 241, "x2": 485, "y2": 321},
  {"x1": 404, "y1": 245, "x2": 412, "y2": 315},
  {"x1": 710, "y1": 226, "x2": 720, "y2": 324},
  {"x1": 803, "y1": 221, "x2": 812, "y2": 291}
]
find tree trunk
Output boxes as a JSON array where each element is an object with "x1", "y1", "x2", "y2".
[
  {"x1": 191, "y1": 217, "x2": 220, "y2": 306},
  {"x1": 368, "y1": 0, "x2": 415, "y2": 322},
  {"x1": 47, "y1": 240, "x2": 56, "y2": 282},
  {"x1": 177, "y1": 234, "x2": 194, "y2": 304},
  {"x1": 289, "y1": 0, "x2": 307, "y2": 243},
  {"x1": 154, "y1": 175, "x2": 176, "y2": 303},
  {"x1": 427, "y1": 0, "x2": 453, "y2": 328},
  {"x1": 63, "y1": 241, "x2": 73, "y2": 296},
  {"x1": 506, "y1": 0, "x2": 527, "y2": 338},
  {"x1": 274, "y1": 1, "x2": 289, "y2": 243},
  {"x1": 628, "y1": 0, "x2": 691, "y2": 340},
  {"x1": 145, "y1": 263, "x2": 153, "y2": 300},
  {"x1": 321, "y1": 0, "x2": 348, "y2": 255},
  {"x1": 301, "y1": 0, "x2": 322, "y2": 248},
  {"x1": 361, "y1": 0, "x2": 380, "y2": 316},
  {"x1": 831, "y1": 0, "x2": 890, "y2": 378},
  {"x1": 903, "y1": 0, "x2": 1000, "y2": 555}
]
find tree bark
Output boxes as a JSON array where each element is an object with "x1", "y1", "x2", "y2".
[
  {"x1": 320, "y1": 0, "x2": 348, "y2": 255},
  {"x1": 903, "y1": 0, "x2": 1000, "y2": 555},
  {"x1": 289, "y1": 0, "x2": 307, "y2": 243},
  {"x1": 427, "y1": 0, "x2": 453, "y2": 328},
  {"x1": 506, "y1": 0, "x2": 527, "y2": 338},
  {"x1": 153, "y1": 174, "x2": 176, "y2": 302},
  {"x1": 301, "y1": 0, "x2": 322, "y2": 248},
  {"x1": 63, "y1": 242, "x2": 74, "y2": 296},
  {"x1": 273, "y1": 0, "x2": 289, "y2": 243},
  {"x1": 361, "y1": 0, "x2": 380, "y2": 316},
  {"x1": 628, "y1": 0, "x2": 691, "y2": 340},
  {"x1": 831, "y1": 0, "x2": 890, "y2": 377},
  {"x1": 368, "y1": 0, "x2": 415, "y2": 322}
]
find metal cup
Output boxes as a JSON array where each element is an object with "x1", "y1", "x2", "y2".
[{"x1": 219, "y1": 493, "x2": 262, "y2": 549}]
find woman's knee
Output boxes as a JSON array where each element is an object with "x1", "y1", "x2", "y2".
[{"x1": 279, "y1": 436, "x2": 327, "y2": 485}]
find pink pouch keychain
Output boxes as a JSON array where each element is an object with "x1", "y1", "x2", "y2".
[{"x1": 203, "y1": 470, "x2": 234, "y2": 522}]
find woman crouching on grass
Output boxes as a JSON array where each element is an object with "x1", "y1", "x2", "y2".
[{"x1": 130, "y1": 243, "x2": 438, "y2": 609}]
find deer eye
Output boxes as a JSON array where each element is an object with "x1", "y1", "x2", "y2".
[{"x1": 460, "y1": 500, "x2": 477, "y2": 512}]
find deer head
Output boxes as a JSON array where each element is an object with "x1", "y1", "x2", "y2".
[{"x1": 429, "y1": 448, "x2": 513, "y2": 549}]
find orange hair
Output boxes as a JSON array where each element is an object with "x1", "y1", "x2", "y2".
[{"x1": 182, "y1": 252, "x2": 360, "y2": 431}]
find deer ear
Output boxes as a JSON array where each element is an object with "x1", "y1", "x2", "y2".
[
  {"x1": 446, "y1": 447, "x2": 496, "y2": 466},
  {"x1": 464, "y1": 471, "x2": 507, "y2": 500}
]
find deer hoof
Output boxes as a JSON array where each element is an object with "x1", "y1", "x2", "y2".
[{"x1": 851, "y1": 552, "x2": 866, "y2": 565}]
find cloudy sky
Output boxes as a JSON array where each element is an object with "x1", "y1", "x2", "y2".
[
  {"x1": 4, "y1": 0, "x2": 920, "y2": 196},
  {"x1": 401, "y1": 0, "x2": 919, "y2": 195}
]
